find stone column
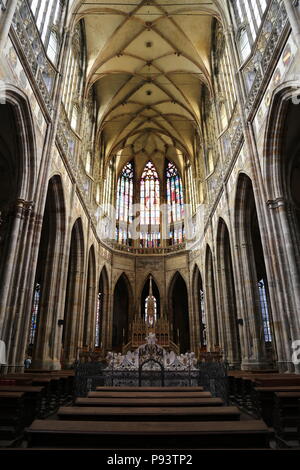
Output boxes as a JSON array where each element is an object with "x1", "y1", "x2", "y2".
[
  {"x1": 283, "y1": 0, "x2": 300, "y2": 43},
  {"x1": 0, "y1": 0, "x2": 18, "y2": 49}
]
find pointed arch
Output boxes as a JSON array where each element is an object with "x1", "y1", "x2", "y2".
[
  {"x1": 95, "y1": 264, "x2": 110, "y2": 349},
  {"x1": 1, "y1": 86, "x2": 37, "y2": 200},
  {"x1": 192, "y1": 264, "x2": 206, "y2": 350},
  {"x1": 168, "y1": 271, "x2": 190, "y2": 353},
  {"x1": 205, "y1": 244, "x2": 219, "y2": 351},
  {"x1": 62, "y1": 218, "x2": 85, "y2": 366},
  {"x1": 83, "y1": 245, "x2": 97, "y2": 347},
  {"x1": 29, "y1": 175, "x2": 66, "y2": 368},
  {"x1": 234, "y1": 173, "x2": 276, "y2": 367},
  {"x1": 216, "y1": 218, "x2": 241, "y2": 366},
  {"x1": 112, "y1": 272, "x2": 133, "y2": 351}
]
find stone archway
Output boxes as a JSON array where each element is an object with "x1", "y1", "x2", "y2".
[
  {"x1": 62, "y1": 218, "x2": 85, "y2": 367},
  {"x1": 234, "y1": 173, "x2": 275, "y2": 369},
  {"x1": 192, "y1": 265, "x2": 207, "y2": 351},
  {"x1": 96, "y1": 265, "x2": 109, "y2": 350},
  {"x1": 216, "y1": 218, "x2": 241, "y2": 367},
  {"x1": 0, "y1": 92, "x2": 37, "y2": 370},
  {"x1": 205, "y1": 245, "x2": 219, "y2": 352},
  {"x1": 169, "y1": 272, "x2": 190, "y2": 353},
  {"x1": 29, "y1": 175, "x2": 66, "y2": 369},
  {"x1": 83, "y1": 246, "x2": 97, "y2": 348},
  {"x1": 112, "y1": 273, "x2": 131, "y2": 351}
]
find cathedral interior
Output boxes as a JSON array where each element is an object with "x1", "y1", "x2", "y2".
[{"x1": 0, "y1": 0, "x2": 300, "y2": 452}]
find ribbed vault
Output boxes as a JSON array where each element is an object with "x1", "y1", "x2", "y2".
[{"x1": 72, "y1": 0, "x2": 224, "y2": 168}]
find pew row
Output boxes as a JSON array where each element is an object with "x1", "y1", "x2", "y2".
[
  {"x1": 95, "y1": 386, "x2": 204, "y2": 392},
  {"x1": 26, "y1": 419, "x2": 272, "y2": 449},
  {"x1": 75, "y1": 397, "x2": 224, "y2": 407},
  {"x1": 87, "y1": 391, "x2": 212, "y2": 399},
  {"x1": 58, "y1": 405, "x2": 240, "y2": 422}
]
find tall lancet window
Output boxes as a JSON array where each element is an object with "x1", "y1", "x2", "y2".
[
  {"x1": 140, "y1": 162, "x2": 160, "y2": 248},
  {"x1": 166, "y1": 161, "x2": 184, "y2": 244},
  {"x1": 29, "y1": 283, "x2": 41, "y2": 349},
  {"x1": 258, "y1": 279, "x2": 272, "y2": 343},
  {"x1": 116, "y1": 162, "x2": 134, "y2": 245}
]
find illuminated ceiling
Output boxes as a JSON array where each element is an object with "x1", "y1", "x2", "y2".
[{"x1": 72, "y1": 0, "x2": 223, "y2": 176}]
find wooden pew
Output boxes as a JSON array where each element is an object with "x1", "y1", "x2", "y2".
[
  {"x1": 0, "y1": 392, "x2": 25, "y2": 440},
  {"x1": 253, "y1": 386, "x2": 300, "y2": 425},
  {"x1": 87, "y1": 391, "x2": 212, "y2": 399},
  {"x1": 231, "y1": 374, "x2": 300, "y2": 412},
  {"x1": 0, "y1": 385, "x2": 44, "y2": 424},
  {"x1": 5, "y1": 374, "x2": 62, "y2": 414},
  {"x1": 58, "y1": 405, "x2": 240, "y2": 422},
  {"x1": 75, "y1": 397, "x2": 224, "y2": 407},
  {"x1": 26, "y1": 419, "x2": 271, "y2": 449},
  {"x1": 273, "y1": 392, "x2": 300, "y2": 441},
  {"x1": 95, "y1": 386, "x2": 204, "y2": 392}
]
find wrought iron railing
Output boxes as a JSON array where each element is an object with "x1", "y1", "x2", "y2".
[{"x1": 74, "y1": 361, "x2": 229, "y2": 403}]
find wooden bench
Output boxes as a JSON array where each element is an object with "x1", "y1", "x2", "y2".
[
  {"x1": 95, "y1": 386, "x2": 204, "y2": 392},
  {"x1": 75, "y1": 397, "x2": 224, "y2": 407},
  {"x1": 26, "y1": 419, "x2": 271, "y2": 449},
  {"x1": 0, "y1": 392, "x2": 25, "y2": 439},
  {"x1": 253, "y1": 386, "x2": 300, "y2": 426},
  {"x1": 274, "y1": 392, "x2": 300, "y2": 440},
  {"x1": 11, "y1": 375, "x2": 64, "y2": 413},
  {"x1": 87, "y1": 391, "x2": 212, "y2": 399},
  {"x1": 230, "y1": 374, "x2": 300, "y2": 411},
  {"x1": 0, "y1": 385, "x2": 44, "y2": 424},
  {"x1": 58, "y1": 405, "x2": 240, "y2": 422}
]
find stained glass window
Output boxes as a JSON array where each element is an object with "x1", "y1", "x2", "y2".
[
  {"x1": 166, "y1": 162, "x2": 184, "y2": 222},
  {"x1": 166, "y1": 162, "x2": 184, "y2": 245},
  {"x1": 258, "y1": 279, "x2": 272, "y2": 343},
  {"x1": 116, "y1": 162, "x2": 134, "y2": 245},
  {"x1": 140, "y1": 161, "x2": 160, "y2": 248},
  {"x1": 29, "y1": 283, "x2": 40, "y2": 346}
]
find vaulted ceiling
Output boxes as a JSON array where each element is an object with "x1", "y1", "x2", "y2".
[{"x1": 73, "y1": 0, "x2": 223, "y2": 174}]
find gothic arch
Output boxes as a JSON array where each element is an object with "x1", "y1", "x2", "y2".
[
  {"x1": 204, "y1": 244, "x2": 219, "y2": 351},
  {"x1": 83, "y1": 245, "x2": 97, "y2": 348},
  {"x1": 234, "y1": 173, "x2": 276, "y2": 368},
  {"x1": 216, "y1": 217, "x2": 241, "y2": 366},
  {"x1": 29, "y1": 175, "x2": 66, "y2": 368},
  {"x1": 0, "y1": 90, "x2": 38, "y2": 367},
  {"x1": 192, "y1": 264, "x2": 207, "y2": 350},
  {"x1": 263, "y1": 82, "x2": 300, "y2": 199},
  {"x1": 1, "y1": 86, "x2": 37, "y2": 200},
  {"x1": 62, "y1": 218, "x2": 85, "y2": 367},
  {"x1": 97, "y1": 265, "x2": 110, "y2": 350},
  {"x1": 112, "y1": 272, "x2": 133, "y2": 351},
  {"x1": 168, "y1": 271, "x2": 190, "y2": 353}
]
